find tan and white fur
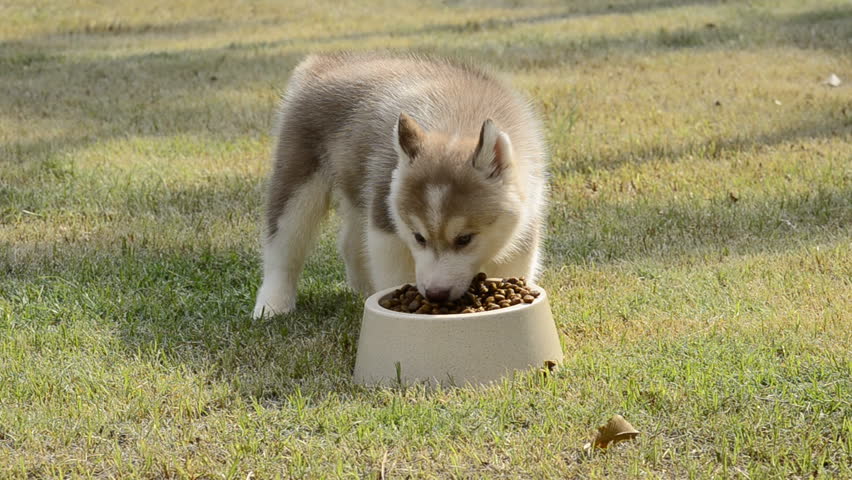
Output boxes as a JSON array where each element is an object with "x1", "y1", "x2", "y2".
[{"x1": 253, "y1": 53, "x2": 548, "y2": 318}]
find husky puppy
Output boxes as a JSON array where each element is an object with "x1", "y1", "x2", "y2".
[{"x1": 253, "y1": 53, "x2": 548, "y2": 318}]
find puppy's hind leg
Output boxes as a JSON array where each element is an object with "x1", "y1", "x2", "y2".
[{"x1": 254, "y1": 173, "x2": 331, "y2": 318}]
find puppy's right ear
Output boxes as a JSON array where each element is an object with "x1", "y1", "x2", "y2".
[{"x1": 395, "y1": 113, "x2": 425, "y2": 164}]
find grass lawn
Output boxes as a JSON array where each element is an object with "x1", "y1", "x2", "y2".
[{"x1": 2, "y1": 0, "x2": 851, "y2": 477}]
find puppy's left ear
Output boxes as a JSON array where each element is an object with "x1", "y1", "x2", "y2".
[{"x1": 471, "y1": 119, "x2": 513, "y2": 179}]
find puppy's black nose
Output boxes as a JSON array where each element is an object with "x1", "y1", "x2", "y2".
[{"x1": 425, "y1": 288, "x2": 450, "y2": 303}]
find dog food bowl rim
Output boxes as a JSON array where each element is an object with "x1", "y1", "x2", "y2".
[{"x1": 365, "y1": 283, "x2": 547, "y2": 321}]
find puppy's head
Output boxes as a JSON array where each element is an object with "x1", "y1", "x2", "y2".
[{"x1": 389, "y1": 113, "x2": 523, "y2": 303}]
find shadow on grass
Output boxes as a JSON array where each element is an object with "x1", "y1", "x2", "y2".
[
  {"x1": 231, "y1": 0, "x2": 723, "y2": 49},
  {"x1": 545, "y1": 184, "x2": 852, "y2": 267},
  {"x1": 0, "y1": 48, "x2": 303, "y2": 165},
  {"x1": 555, "y1": 108, "x2": 852, "y2": 175},
  {"x1": 775, "y1": 3, "x2": 852, "y2": 52}
]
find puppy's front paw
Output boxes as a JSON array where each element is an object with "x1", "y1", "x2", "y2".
[
  {"x1": 253, "y1": 283, "x2": 296, "y2": 318},
  {"x1": 252, "y1": 296, "x2": 295, "y2": 318}
]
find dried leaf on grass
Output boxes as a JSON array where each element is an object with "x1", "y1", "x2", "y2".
[{"x1": 587, "y1": 415, "x2": 640, "y2": 450}]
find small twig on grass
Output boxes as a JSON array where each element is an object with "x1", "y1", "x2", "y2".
[{"x1": 380, "y1": 450, "x2": 389, "y2": 479}]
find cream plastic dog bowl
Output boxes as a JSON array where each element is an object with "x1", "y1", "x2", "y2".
[{"x1": 353, "y1": 284, "x2": 563, "y2": 387}]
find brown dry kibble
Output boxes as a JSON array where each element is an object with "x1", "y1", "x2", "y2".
[{"x1": 380, "y1": 273, "x2": 540, "y2": 315}]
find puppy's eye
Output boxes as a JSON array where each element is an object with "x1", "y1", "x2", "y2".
[
  {"x1": 454, "y1": 234, "x2": 473, "y2": 247},
  {"x1": 413, "y1": 232, "x2": 426, "y2": 246}
]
